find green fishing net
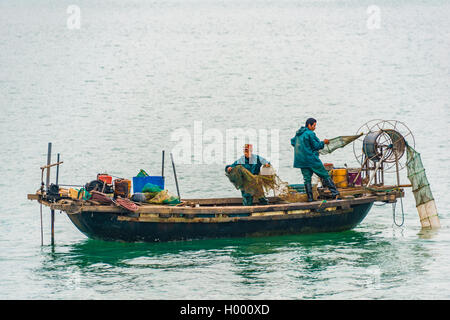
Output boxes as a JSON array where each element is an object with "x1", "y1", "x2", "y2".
[
  {"x1": 142, "y1": 183, "x2": 162, "y2": 193},
  {"x1": 319, "y1": 134, "x2": 363, "y2": 155},
  {"x1": 406, "y1": 144, "x2": 434, "y2": 207},
  {"x1": 147, "y1": 190, "x2": 180, "y2": 205}
]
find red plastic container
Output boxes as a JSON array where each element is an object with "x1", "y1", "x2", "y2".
[{"x1": 97, "y1": 174, "x2": 112, "y2": 185}]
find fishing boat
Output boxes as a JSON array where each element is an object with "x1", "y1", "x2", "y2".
[
  {"x1": 28, "y1": 119, "x2": 440, "y2": 243},
  {"x1": 28, "y1": 186, "x2": 404, "y2": 242}
]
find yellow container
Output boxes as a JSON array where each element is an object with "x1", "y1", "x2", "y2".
[
  {"x1": 69, "y1": 188, "x2": 81, "y2": 200},
  {"x1": 331, "y1": 168, "x2": 348, "y2": 188}
]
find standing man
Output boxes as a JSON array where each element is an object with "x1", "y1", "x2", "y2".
[
  {"x1": 226, "y1": 144, "x2": 271, "y2": 206},
  {"x1": 291, "y1": 118, "x2": 340, "y2": 202}
]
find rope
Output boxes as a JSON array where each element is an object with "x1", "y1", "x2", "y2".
[{"x1": 392, "y1": 197, "x2": 405, "y2": 227}]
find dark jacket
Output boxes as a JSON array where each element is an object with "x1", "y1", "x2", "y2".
[
  {"x1": 225, "y1": 154, "x2": 269, "y2": 175},
  {"x1": 291, "y1": 127, "x2": 325, "y2": 168}
]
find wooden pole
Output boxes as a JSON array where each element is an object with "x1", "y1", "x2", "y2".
[
  {"x1": 40, "y1": 198, "x2": 43, "y2": 246},
  {"x1": 394, "y1": 151, "x2": 401, "y2": 191},
  {"x1": 45, "y1": 142, "x2": 52, "y2": 191},
  {"x1": 162, "y1": 150, "x2": 165, "y2": 177},
  {"x1": 56, "y1": 153, "x2": 60, "y2": 185},
  {"x1": 51, "y1": 153, "x2": 60, "y2": 247},
  {"x1": 170, "y1": 153, "x2": 181, "y2": 200},
  {"x1": 40, "y1": 166, "x2": 45, "y2": 246},
  {"x1": 51, "y1": 209, "x2": 55, "y2": 246}
]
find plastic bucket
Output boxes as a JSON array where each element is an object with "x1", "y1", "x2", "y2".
[{"x1": 331, "y1": 168, "x2": 348, "y2": 188}]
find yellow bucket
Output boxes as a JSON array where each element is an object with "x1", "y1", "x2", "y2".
[{"x1": 331, "y1": 168, "x2": 348, "y2": 188}]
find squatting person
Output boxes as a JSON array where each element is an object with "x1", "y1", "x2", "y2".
[{"x1": 291, "y1": 118, "x2": 340, "y2": 201}]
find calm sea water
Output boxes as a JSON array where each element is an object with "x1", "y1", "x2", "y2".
[{"x1": 1, "y1": 0, "x2": 449, "y2": 299}]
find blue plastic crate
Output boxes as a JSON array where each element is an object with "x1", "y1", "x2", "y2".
[{"x1": 133, "y1": 176, "x2": 165, "y2": 193}]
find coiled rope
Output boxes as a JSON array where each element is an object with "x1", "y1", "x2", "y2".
[{"x1": 363, "y1": 186, "x2": 405, "y2": 226}]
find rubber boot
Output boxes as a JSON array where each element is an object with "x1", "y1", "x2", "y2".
[
  {"x1": 323, "y1": 178, "x2": 340, "y2": 199},
  {"x1": 258, "y1": 197, "x2": 269, "y2": 205},
  {"x1": 304, "y1": 183, "x2": 314, "y2": 202},
  {"x1": 242, "y1": 192, "x2": 254, "y2": 206}
]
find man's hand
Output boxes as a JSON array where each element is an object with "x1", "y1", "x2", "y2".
[
  {"x1": 324, "y1": 139, "x2": 330, "y2": 144},
  {"x1": 263, "y1": 163, "x2": 271, "y2": 168}
]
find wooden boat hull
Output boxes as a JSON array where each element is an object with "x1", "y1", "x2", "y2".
[{"x1": 66, "y1": 202, "x2": 374, "y2": 242}]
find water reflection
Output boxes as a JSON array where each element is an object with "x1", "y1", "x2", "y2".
[
  {"x1": 34, "y1": 228, "x2": 439, "y2": 299},
  {"x1": 417, "y1": 228, "x2": 440, "y2": 240}
]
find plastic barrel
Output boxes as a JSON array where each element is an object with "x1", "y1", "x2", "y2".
[{"x1": 331, "y1": 168, "x2": 348, "y2": 188}]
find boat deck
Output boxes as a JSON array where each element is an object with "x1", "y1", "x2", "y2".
[{"x1": 28, "y1": 185, "x2": 404, "y2": 218}]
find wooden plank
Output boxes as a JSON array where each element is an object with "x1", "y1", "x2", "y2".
[
  {"x1": 35, "y1": 192, "x2": 381, "y2": 217},
  {"x1": 40, "y1": 161, "x2": 64, "y2": 170},
  {"x1": 27, "y1": 194, "x2": 40, "y2": 200},
  {"x1": 119, "y1": 207, "x2": 354, "y2": 223},
  {"x1": 181, "y1": 196, "x2": 283, "y2": 206}
]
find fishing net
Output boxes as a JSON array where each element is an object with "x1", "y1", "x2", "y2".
[
  {"x1": 146, "y1": 190, "x2": 180, "y2": 205},
  {"x1": 406, "y1": 144, "x2": 434, "y2": 206},
  {"x1": 406, "y1": 144, "x2": 440, "y2": 228},
  {"x1": 226, "y1": 165, "x2": 310, "y2": 202},
  {"x1": 319, "y1": 134, "x2": 363, "y2": 155},
  {"x1": 142, "y1": 183, "x2": 162, "y2": 193},
  {"x1": 226, "y1": 166, "x2": 277, "y2": 199}
]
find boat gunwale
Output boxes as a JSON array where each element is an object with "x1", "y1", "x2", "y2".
[
  {"x1": 36, "y1": 195, "x2": 380, "y2": 215},
  {"x1": 28, "y1": 186, "x2": 403, "y2": 218}
]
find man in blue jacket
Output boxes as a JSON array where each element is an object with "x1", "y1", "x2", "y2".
[
  {"x1": 291, "y1": 118, "x2": 340, "y2": 202},
  {"x1": 225, "y1": 144, "x2": 271, "y2": 206}
]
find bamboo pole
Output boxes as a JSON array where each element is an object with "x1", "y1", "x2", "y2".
[
  {"x1": 170, "y1": 153, "x2": 181, "y2": 200},
  {"x1": 45, "y1": 143, "x2": 52, "y2": 191},
  {"x1": 51, "y1": 209, "x2": 55, "y2": 246},
  {"x1": 56, "y1": 153, "x2": 60, "y2": 185},
  {"x1": 162, "y1": 150, "x2": 165, "y2": 178}
]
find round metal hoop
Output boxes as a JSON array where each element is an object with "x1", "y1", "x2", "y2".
[{"x1": 353, "y1": 119, "x2": 414, "y2": 173}]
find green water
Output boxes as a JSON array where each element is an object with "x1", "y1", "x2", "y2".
[{"x1": 1, "y1": 0, "x2": 449, "y2": 299}]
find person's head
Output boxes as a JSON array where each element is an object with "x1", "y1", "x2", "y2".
[
  {"x1": 243, "y1": 144, "x2": 253, "y2": 158},
  {"x1": 305, "y1": 118, "x2": 317, "y2": 131}
]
